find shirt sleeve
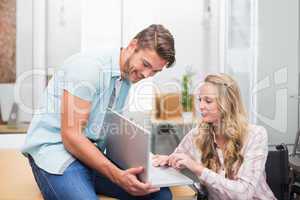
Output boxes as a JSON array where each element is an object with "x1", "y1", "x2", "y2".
[
  {"x1": 174, "y1": 128, "x2": 200, "y2": 162},
  {"x1": 198, "y1": 126, "x2": 269, "y2": 200},
  {"x1": 60, "y1": 55, "x2": 101, "y2": 102}
]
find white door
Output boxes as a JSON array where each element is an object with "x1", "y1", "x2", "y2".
[{"x1": 254, "y1": 0, "x2": 299, "y2": 145}]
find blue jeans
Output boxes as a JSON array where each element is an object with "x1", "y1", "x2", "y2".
[{"x1": 28, "y1": 156, "x2": 172, "y2": 200}]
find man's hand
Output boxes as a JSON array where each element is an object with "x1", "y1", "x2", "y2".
[
  {"x1": 152, "y1": 154, "x2": 170, "y2": 167},
  {"x1": 117, "y1": 166, "x2": 160, "y2": 196}
]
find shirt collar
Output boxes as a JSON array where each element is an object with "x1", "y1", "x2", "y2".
[{"x1": 110, "y1": 48, "x2": 122, "y2": 78}]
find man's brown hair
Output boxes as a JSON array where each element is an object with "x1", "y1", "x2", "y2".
[{"x1": 134, "y1": 24, "x2": 175, "y2": 68}]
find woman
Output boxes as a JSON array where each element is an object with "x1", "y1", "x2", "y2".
[{"x1": 153, "y1": 73, "x2": 276, "y2": 200}]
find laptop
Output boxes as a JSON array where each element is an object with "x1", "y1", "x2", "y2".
[{"x1": 102, "y1": 108, "x2": 194, "y2": 187}]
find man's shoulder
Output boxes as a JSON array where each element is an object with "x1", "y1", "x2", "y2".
[
  {"x1": 61, "y1": 47, "x2": 120, "y2": 71},
  {"x1": 63, "y1": 47, "x2": 117, "y2": 61},
  {"x1": 81, "y1": 47, "x2": 118, "y2": 58}
]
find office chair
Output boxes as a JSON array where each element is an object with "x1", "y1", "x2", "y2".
[
  {"x1": 265, "y1": 144, "x2": 290, "y2": 200},
  {"x1": 289, "y1": 129, "x2": 300, "y2": 199},
  {"x1": 151, "y1": 123, "x2": 181, "y2": 154}
]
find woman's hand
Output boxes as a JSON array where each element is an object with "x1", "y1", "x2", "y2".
[
  {"x1": 152, "y1": 154, "x2": 170, "y2": 167},
  {"x1": 168, "y1": 153, "x2": 204, "y2": 175}
]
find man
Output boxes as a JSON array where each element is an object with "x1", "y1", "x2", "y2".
[{"x1": 22, "y1": 24, "x2": 175, "y2": 200}]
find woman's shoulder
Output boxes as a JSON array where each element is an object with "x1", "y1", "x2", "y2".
[
  {"x1": 189, "y1": 126, "x2": 199, "y2": 134},
  {"x1": 248, "y1": 124, "x2": 268, "y2": 137},
  {"x1": 244, "y1": 124, "x2": 268, "y2": 147},
  {"x1": 177, "y1": 127, "x2": 201, "y2": 147},
  {"x1": 186, "y1": 126, "x2": 203, "y2": 139}
]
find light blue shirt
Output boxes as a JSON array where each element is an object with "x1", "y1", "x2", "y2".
[{"x1": 22, "y1": 48, "x2": 131, "y2": 174}]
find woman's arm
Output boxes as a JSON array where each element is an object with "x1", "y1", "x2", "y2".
[
  {"x1": 174, "y1": 128, "x2": 200, "y2": 160},
  {"x1": 152, "y1": 128, "x2": 199, "y2": 167}
]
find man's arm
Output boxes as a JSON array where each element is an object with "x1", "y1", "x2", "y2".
[{"x1": 61, "y1": 90, "x2": 158, "y2": 196}]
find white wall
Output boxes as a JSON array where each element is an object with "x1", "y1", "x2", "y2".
[
  {"x1": 0, "y1": 0, "x2": 34, "y2": 149},
  {"x1": 81, "y1": 0, "x2": 121, "y2": 50},
  {"x1": 0, "y1": 0, "x2": 33, "y2": 122},
  {"x1": 47, "y1": 0, "x2": 82, "y2": 68},
  {"x1": 1, "y1": 0, "x2": 82, "y2": 122},
  {"x1": 0, "y1": 0, "x2": 82, "y2": 148}
]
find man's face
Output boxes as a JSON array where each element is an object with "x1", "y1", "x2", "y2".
[{"x1": 123, "y1": 48, "x2": 167, "y2": 83}]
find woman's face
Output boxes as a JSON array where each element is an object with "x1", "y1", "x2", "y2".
[{"x1": 198, "y1": 83, "x2": 221, "y2": 123}]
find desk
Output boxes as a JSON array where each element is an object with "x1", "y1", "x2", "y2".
[
  {"x1": 0, "y1": 124, "x2": 29, "y2": 134},
  {"x1": 0, "y1": 150, "x2": 196, "y2": 200},
  {"x1": 0, "y1": 149, "x2": 40, "y2": 200},
  {"x1": 150, "y1": 115, "x2": 197, "y2": 154}
]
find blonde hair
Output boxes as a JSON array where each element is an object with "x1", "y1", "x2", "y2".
[{"x1": 195, "y1": 73, "x2": 249, "y2": 179}]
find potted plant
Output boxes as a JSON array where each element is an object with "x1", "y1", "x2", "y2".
[{"x1": 181, "y1": 68, "x2": 194, "y2": 121}]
